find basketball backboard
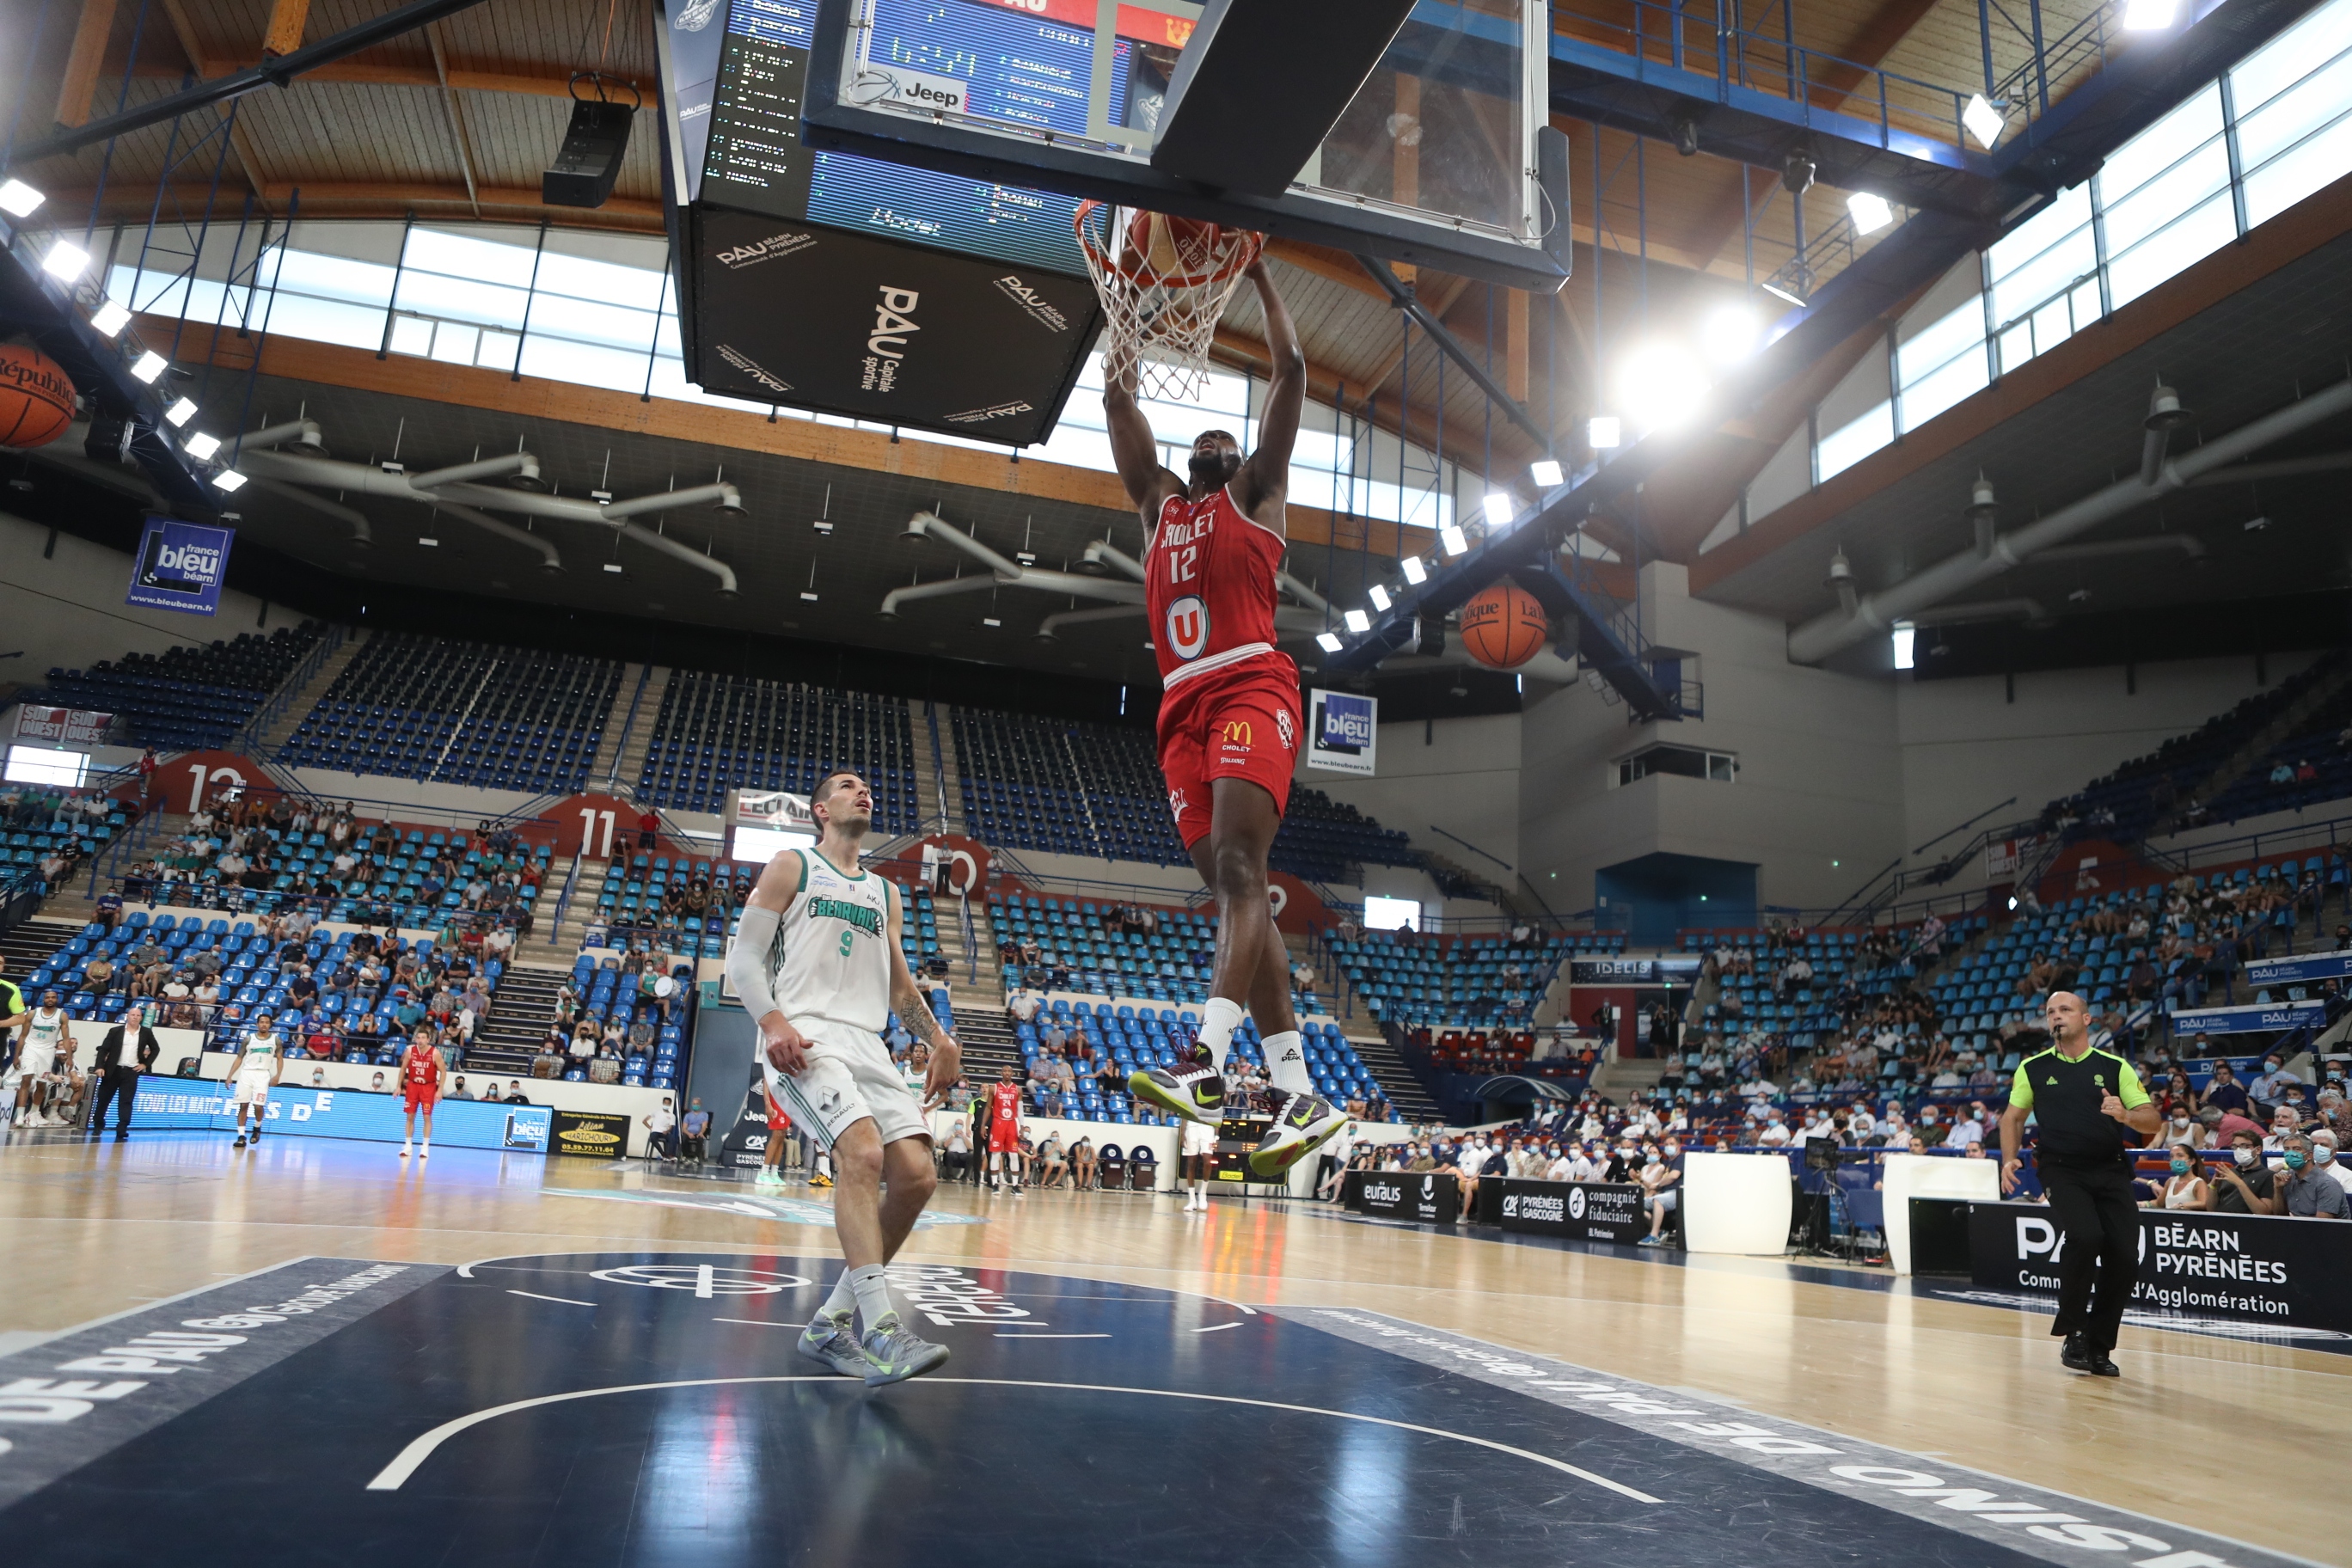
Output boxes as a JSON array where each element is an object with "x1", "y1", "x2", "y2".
[{"x1": 800, "y1": 0, "x2": 1570, "y2": 291}]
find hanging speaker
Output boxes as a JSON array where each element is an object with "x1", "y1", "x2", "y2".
[{"x1": 543, "y1": 87, "x2": 636, "y2": 209}]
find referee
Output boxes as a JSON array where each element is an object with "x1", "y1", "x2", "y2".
[{"x1": 1999, "y1": 991, "x2": 2160, "y2": 1378}]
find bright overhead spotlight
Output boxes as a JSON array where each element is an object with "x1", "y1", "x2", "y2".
[
  {"x1": 1400, "y1": 555, "x2": 1427, "y2": 585},
  {"x1": 1759, "y1": 278, "x2": 1808, "y2": 308},
  {"x1": 1847, "y1": 192, "x2": 1894, "y2": 235},
  {"x1": 42, "y1": 239, "x2": 89, "y2": 282},
  {"x1": 602, "y1": 561, "x2": 625, "y2": 574},
  {"x1": 1620, "y1": 345, "x2": 1711, "y2": 432},
  {"x1": 1588, "y1": 415, "x2": 1621, "y2": 450},
  {"x1": 1481, "y1": 492, "x2": 1516, "y2": 528},
  {"x1": 130, "y1": 351, "x2": 168, "y2": 383},
  {"x1": 0, "y1": 179, "x2": 45, "y2": 217},
  {"x1": 1700, "y1": 307, "x2": 1759, "y2": 365},
  {"x1": 2122, "y1": 0, "x2": 2181, "y2": 27},
  {"x1": 211, "y1": 469, "x2": 247, "y2": 493},
  {"x1": 1368, "y1": 584, "x2": 1392, "y2": 612},
  {"x1": 1439, "y1": 523, "x2": 1468, "y2": 557},
  {"x1": 1529, "y1": 458, "x2": 1564, "y2": 487},
  {"x1": 90, "y1": 298, "x2": 131, "y2": 337},
  {"x1": 164, "y1": 397, "x2": 198, "y2": 427},
  {"x1": 1343, "y1": 608, "x2": 1371, "y2": 633},
  {"x1": 1315, "y1": 631, "x2": 1344, "y2": 652},
  {"x1": 1963, "y1": 93, "x2": 2006, "y2": 150},
  {"x1": 182, "y1": 431, "x2": 222, "y2": 460}
]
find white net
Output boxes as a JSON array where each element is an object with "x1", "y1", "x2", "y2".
[{"x1": 1075, "y1": 201, "x2": 1265, "y2": 404}]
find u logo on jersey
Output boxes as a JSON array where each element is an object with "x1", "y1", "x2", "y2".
[{"x1": 1166, "y1": 595, "x2": 1209, "y2": 660}]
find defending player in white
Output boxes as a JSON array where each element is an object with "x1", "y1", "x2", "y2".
[
  {"x1": 226, "y1": 1011, "x2": 283, "y2": 1149},
  {"x1": 725, "y1": 770, "x2": 961, "y2": 1387}
]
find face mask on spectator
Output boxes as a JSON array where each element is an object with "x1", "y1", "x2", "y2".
[
  {"x1": 2170, "y1": 1155, "x2": 2192, "y2": 1174},
  {"x1": 2318, "y1": 1145, "x2": 2337, "y2": 1166},
  {"x1": 2283, "y1": 1148, "x2": 2310, "y2": 1170},
  {"x1": 2233, "y1": 1145, "x2": 2259, "y2": 1167}
]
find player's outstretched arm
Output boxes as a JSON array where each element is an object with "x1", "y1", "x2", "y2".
[
  {"x1": 1240, "y1": 258, "x2": 1303, "y2": 520},
  {"x1": 885, "y1": 886, "x2": 959, "y2": 1107},
  {"x1": 1101, "y1": 344, "x2": 1183, "y2": 513},
  {"x1": 728, "y1": 849, "x2": 812, "y2": 1075}
]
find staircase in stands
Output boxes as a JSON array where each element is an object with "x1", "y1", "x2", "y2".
[
  {"x1": 597, "y1": 665, "x2": 671, "y2": 798},
  {"x1": 466, "y1": 961, "x2": 573, "y2": 1076},
  {"x1": 0, "y1": 918, "x2": 83, "y2": 991},
  {"x1": 248, "y1": 629, "x2": 371, "y2": 755}
]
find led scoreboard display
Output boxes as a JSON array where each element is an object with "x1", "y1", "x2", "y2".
[{"x1": 699, "y1": 0, "x2": 1124, "y2": 276}]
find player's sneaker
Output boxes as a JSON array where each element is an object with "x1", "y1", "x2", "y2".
[
  {"x1": 809, "y1": 1171, "x2": 834, "y2": 1189},
  {"x1": 798, "y1": 1312, "x2": 868, "y2": 1377},
  {"x1": 1248, "y1": 1090, "x2": 1346, "y2": 1178},
  {"x1": 1130, "y1": 1041, "x2": 1223, "y2": 1125},
  {"x1": 860, "y1": 1313, "x2": 950, "y2": 1387},
  {"x1": 232, "y1": 1133, "x2": 248, "y2": 1148},
  {"x1": 399, "y1": 1140, "x2": 411, "y2": 1158}
]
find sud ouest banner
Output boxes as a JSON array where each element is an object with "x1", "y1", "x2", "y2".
[{"x1": 126, "y1": 517, "x2": 234, "y2": 616}]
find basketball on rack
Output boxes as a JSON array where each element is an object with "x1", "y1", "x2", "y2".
[
  {"x1": 0, "y1": 343, "x2": 77, "y2": 449},
  {"x1": 1458, "y1": 580, "x2": 1550, "y2": 671}
]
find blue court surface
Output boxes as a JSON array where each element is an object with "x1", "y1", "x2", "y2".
[{"x1": 0, "y1": 1251, "x2": 2308, "y2": 1567}]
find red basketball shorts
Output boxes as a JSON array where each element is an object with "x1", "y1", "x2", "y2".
[
  {"x1": 403, "y1": 1082, "x2": 437, "y2": 1114},
  {"x1": 1156, "y1": 659, "x2": 1302, "y2": 850},
  {"x1": 767, "y1": 1098, "x2": 789, "y2": 1133},
  {"x1": 989, "y1": 1118, "x2": 1022, "y2": 1155}
]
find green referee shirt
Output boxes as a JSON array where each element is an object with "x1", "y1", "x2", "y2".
[{"x1": 2009, "y1": 1043, "x2": 2150, "y2": 1169}]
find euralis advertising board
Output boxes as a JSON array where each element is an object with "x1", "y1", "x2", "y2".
[
  {"x1": 1494, "y1": 1178, "x2": 1647, "y2": 1244},
  {"x1": 1967, "y1": 1200, "x2": 2352, "y2": 1332},
  {"x1": 1344, "y1": 1168, "x2": 1458, "y2": 1224}
]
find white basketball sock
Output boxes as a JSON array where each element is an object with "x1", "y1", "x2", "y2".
[
  {"x1": 820, "y1": 1269, "x2": 859, "y2": 1324},
  {"x1": 1197, "y1": 996, "x2": 1245, "y2": 1070},
  {"x1": 846, "y1": 1264, "x2": 895, "y2": 1332},
  {"x1": 1264, "y1": 1030, "x2": 1312, "y2": 1096}
]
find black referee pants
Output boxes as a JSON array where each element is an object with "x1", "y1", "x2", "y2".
[
  {"x1": 2041, "y1": 1160, "x2": 2140, "y2": 1355},
  {"x1": 91, "y1": 1067, "x2": 140, "y2": 1138}
]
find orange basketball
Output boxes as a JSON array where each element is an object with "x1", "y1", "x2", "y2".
[
  {"x1": 1119, "y1": 209, "x2": 1258, "y2": 285},
  {"x1": 0, "y1": 343, "x2": 76, "y2": 449},
  {"x1": 1459, "y1": 580, "x2": 1549, "y2": 670}
]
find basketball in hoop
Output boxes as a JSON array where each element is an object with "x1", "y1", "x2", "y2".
[{"x1": 1075, "y1": 202, "x2": 1265, "y2": 404}]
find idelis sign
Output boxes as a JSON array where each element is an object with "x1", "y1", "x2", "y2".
[
  {"x1": 1495, "y1": 1179, "x2": 1646, "y2": 1244},
  {"x1": 1346, "y1": 1169, "x2": 1458, "y2": 1225},
  {"x1": 550, "y1": 1109, "x2": 634, "y2": 1159},
  {"x1": 1967, "y1": 1200, "x2": 2352, "y2": 1333},
  {"x1": 681, "y1": 206, "x2": 1103, "y2": 446}
]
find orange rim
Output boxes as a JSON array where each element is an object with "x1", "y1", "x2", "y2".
[{"x1": 1075, "y1": 201, "x2": 1265, "y2": 291}]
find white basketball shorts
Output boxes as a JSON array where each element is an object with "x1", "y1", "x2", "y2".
[{"x1": 763, "y1": 1018, "x2": 928, "y2": 1152}]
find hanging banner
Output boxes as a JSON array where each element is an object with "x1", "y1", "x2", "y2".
[
  {"x1": 2242, "y1": 952, "x2": 2352, "y2": 988},
  {"x1": 2168, "y1": 999, "x2": 2326, "y2": 1035},
  {"x1": 126, "y1": 516, "x2": 234, "y2": 616},
  {"x1": 1307, "y1": 689, "x2": 1376, "y2": 777},
  {"x1": 13, "y1": 707, "x2": 113, "y2": 745},
  {"x1": 1985, "y1": 836, "x2": 2039, "y2": 878}
]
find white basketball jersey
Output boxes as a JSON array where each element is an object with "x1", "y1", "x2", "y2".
[
  {"x1": 766, "y1": 850, "x2": 892, "y2": 1032},
  {"x1": 27, "y1": 1009, "x2": 65, "y2": 1058},
  {"x1": 244, "y1": 1030, "x2": 281, "y2": 1062}
]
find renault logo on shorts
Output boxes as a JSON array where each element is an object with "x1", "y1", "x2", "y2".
[{"x1": 1166, "y1": 595, "x2": 1208, "y2": 660}]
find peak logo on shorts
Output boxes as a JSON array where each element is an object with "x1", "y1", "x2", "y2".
[
  {"x1": 715, "y1": 231, "x2": 817, "y2": 268},
  {"x1": 1165, "y1": 595, "x2": 1208, "y2": 660}
]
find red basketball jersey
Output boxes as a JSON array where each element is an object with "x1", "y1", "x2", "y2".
[
  {"x1": 402, "y1": 1045, "x2": 438, "y2": 1087},
  {"x1": 1146, "y1": 484, "x2": 1291, "y2": 691},
  {"x1": 989, "y1": 1081, "x2": 1023, "y2": 1129}
]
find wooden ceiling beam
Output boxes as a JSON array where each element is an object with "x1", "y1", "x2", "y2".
[
  {"x1": 261, "y1": 0, "x2": 310, "y2": 58},
  {"x1": 47, "y1": 180, "x2": 664, "y2": 227},
  {"x1": 101, "y1": 52, "x2": 655, "y2": 102},
  {"x1": 150, "y1": 0, "x2": 273, "y2": 199},
  {"x1": 56, "y1": 0, "x2": 121, "y2": 129}
]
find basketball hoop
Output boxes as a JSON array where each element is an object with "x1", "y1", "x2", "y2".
[{"x1": 1075, "y1": 201, "x2": 1265, "y2": 404}]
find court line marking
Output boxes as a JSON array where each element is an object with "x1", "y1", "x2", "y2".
[
  {"x1": 507, "y1": 1290, "x2": 595, "y2": 1308},
  {"x1": 695, "y1": 1265, "x2": 714, "y2": 1299},
  {"x1": 992, "y1": 1332, "x2": 1110, "y2": 1338},
  {"x1": 364, "y1": 1376, "x2": 1662, "y2": 1503},
  {"x1": 1191, "y1": 1322, "x2": 1242, "y2": 1333},
  {"x1": 713, "y1": 1317, "x2": 790, "y2": 1327},
  {"x1": 0, "y1": 1253, "x2": 331, "y2": 1359}
]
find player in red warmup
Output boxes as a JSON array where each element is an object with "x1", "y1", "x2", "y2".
[
  {"x1": 985, "y1": 1063, "x2": 1026, "y2": 1195},
  {"x1": 1105, "y1": 254, "x2": 1344, "y2": 1178},
  {"x1": 398, "y1": 1025, "x2": 444, "y2": 1161}
]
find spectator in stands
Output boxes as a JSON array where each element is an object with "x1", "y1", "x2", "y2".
[
  {"x1": 2275, "y1": 1134, "x2": 2347, "y2": 1217},
  {"x1": 2204, "y1": 1128, "x2": 2276, "y2": 1213},
  {"x1": 1008, "y1": 989, "x2": 1040, "y2": 1026},
  {"x1": 2202, "y1": 1059, "x2": 2252, "y2": 1118},
  {"x1": 1036, "y1": 1130, "x2": 1068, "y2": 1188},
  {"x1": 2247, "y1": 1054, "x2": 2301, "y2": 1118}
]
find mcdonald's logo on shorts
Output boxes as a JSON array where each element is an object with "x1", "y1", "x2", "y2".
[{"x1": 1220, "y1": 720, "x2": 1253, "y2": 746}]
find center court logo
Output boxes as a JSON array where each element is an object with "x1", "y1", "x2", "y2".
[{"x1": 1166, "y1": 595, "x2": 1208, "y2": 659}]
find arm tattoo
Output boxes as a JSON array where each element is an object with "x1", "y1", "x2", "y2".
[{"x1": 893, "y1": 970, "x2": 946, "y2": 1045}]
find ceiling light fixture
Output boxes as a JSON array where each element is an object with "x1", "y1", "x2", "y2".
[
  {"x1": 1700, "y1": 307, "x2": 1760, "y2": 365},
  {"x1": 164, "y1": 397, "x2": 198, "y2": 427},
  {"x1": 182, "y1": 432, "x2": 221, "y2": 460},
  {"x1": 1759, "y1": 279, "x2": 1808, "y2": 308},
  {"x1": 41, "y1": 239, "x2": 89, "y2": 282},
  {"x1": 1847, "y1": 192, "x2": 1894, "y2": 235},
  {"x1": 1343, "y1": 608, "x2": 1370, "y2": 633},
  {"x1": 130, "y1": 351, "x2": 168, "y2": 383},
  {"x1": 1587, "y1": 415, "x2": 1621, "y2": 450},
  {"x1": 211, "y1": 469, "x2": 247, "y2": 493},
  {"x1": 1315, "y1": 631, "x2": 1344, "y2": 652},
  {"x1": 0, "y1": 179, "x2": 45, "y2": 217},
  {"x1": 90, "y1": 298, "x2": 131, "y2": 336},
  {"x1": 1439, "y1": 524, "x2": 1468, "y2": 557},
  {"x1": 1400, "y1": 555, "x2": 1427, "y2": 585},
  {"x1": 603, "y1": 562, "x2": 625, "y2": 573},
  {"x1": 1619, "y1": 345, "x2": 1711, "y2": 432},
  {"x1": 1368, "y1": 584, "x2": 1392, "y2": 611},
  {"x1": 1963, "y1": 94, "x2": 2006, "y2": 150},
  {"x1": 1481, "y1": 493, "x2": 1516, "y2": 527},
  {"x1": 2122, "y1": 0, "x2": 2181, "y2": 28},
  {"x1": 1529, "y1": 458, "x2": 1564, "y2": 487}
]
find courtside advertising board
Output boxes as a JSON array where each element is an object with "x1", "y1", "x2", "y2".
[{"x1": 1308, "y1": 689, "x2": 1375, "y2": 776}]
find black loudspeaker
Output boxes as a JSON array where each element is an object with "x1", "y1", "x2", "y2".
[{"x1": 543, "y1": 100, "x2": 634, "y2": 209}]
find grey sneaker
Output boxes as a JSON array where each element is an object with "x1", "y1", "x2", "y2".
[
  {"x1": 798, "y1": 1312, "x2": 867, "y2": 1377},
  {"x1": 860, "y1": 1312, "x2": 950, "y2": 1387}
]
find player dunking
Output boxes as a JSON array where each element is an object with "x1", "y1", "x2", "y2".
[
  {"x1": 726, "y1": 769, "x2": 961, "y2": 1386},
  {"x1": 399, "y1": 1026, "x2": 444, "y2": 1161},
  {"x1": 1108, "y1": 254, "x2": 1344, "y2": 1177}
]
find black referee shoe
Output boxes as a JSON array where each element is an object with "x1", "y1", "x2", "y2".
[{"x1": 2059, "y1": 1335, "x2": 2118, "y2": 1376}]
